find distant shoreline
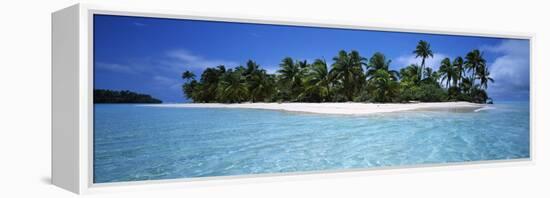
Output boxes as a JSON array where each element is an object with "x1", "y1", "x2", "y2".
[{"x1": 141, "y1": 102, "x2": 486, "y2": 115}]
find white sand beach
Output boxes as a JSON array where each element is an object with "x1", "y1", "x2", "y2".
[{"x1": 144, "y1": 102, "x2": 486, "y2": 115}]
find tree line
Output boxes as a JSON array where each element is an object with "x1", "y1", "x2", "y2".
[
  {"x1": 94, "y1": 89, "x2": 162, "y2": 103},
  {"x1": 182, "y1": 40, "x2": 494, "y2": 104}
]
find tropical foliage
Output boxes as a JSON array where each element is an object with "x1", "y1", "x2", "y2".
[
  {"x1": 94, "y1": 89, "x2": 162, "y2": 103},
  {"x1": 182, "y1": 40, "x2": 494, "y2": 103}
]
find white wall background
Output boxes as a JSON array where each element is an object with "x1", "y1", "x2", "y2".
[{"x1": 0, "y1": 0, "x2": 548, "y2": 197}]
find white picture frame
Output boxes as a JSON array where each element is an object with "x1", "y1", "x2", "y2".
[{"x1": 52, "y1": 3, "x2": 534, "y2": 194}]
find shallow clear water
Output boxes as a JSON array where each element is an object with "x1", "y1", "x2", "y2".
[{"x1": 93, "y1": 102, "x2": 530, "y2": 183}]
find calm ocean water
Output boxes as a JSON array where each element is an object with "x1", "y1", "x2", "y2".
[{"x1": 93, "y1": 102, "x2": 530, "y2": 183}]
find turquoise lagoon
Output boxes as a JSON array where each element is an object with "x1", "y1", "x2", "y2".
[{"x1": 93, "y1": 102, "x2": 530, "y2": 183}]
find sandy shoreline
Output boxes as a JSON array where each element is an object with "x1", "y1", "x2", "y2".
[{"x1": 142, "y1": 102, "x2": 487, "y2": 115}]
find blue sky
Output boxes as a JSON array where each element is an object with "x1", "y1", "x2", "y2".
[{"x1": 94, "y1": 15, "x2": 530, "y2": 103}]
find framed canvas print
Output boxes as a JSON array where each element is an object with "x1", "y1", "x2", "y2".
[{"x1": 52, "y1": 4, "x2": 533, "y2": 194}]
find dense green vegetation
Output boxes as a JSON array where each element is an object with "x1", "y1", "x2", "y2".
[
  {"x1": 94, "y1": 89, "x2": 162, "y2": 103},
  {"x1": 182, "y1": 40, "x2": 494, "y2": 104}
]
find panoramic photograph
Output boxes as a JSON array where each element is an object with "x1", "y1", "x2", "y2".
[{"x1": 93, "y1": 14, "x2": 530, "y2": 183}]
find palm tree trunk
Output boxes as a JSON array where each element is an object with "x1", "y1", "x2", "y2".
[
  {"x1": 420, "y1": 58, "x2": 425, "y2": 80},
  {"x1": 471, "y1": 66, "x2": 476, "y2": 85}
]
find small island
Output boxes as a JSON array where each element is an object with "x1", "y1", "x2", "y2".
[
  {"x1": 94, "y1": 89, "x2": 162, "y2": 104},
  {"x1": 181, "y1": 41, "x2": 494, "y2": 105}
]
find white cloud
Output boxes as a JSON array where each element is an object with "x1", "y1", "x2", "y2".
[
  {"x1": 153, "y1": 75, "x2": 176, "y2": 85},
  {"x1": 482, "y1": 40, "x2": 530, "y2": 56},
  {"x1": 490, "y1": 55, "x2": 529, "y2": 90},
  {"x1": 166, "y1": 49, "x2": 238, "y2": 71},
  {"x1": 152, "y1": 75, "x2": 181, "y2": 90},
  {"x1": 394, "y1": 53, "x2": 448, "y2": 70},
  {"x1": 265, "y1": 67, "x2": 278, "y2": 74},
  {"x1": 486, "y1": 40, "x2": 530, "y2": 98},
  {"x1": 96, "y1": 62, "x2": 137, "y2": 74}
]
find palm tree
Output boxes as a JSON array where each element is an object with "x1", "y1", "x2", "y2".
[
  {"x1": 460, "y1": 77, "x2": 474, "y2": 95},
  {"x1": 399, "y1": 64, "x2": 422, "y2": 84},
  {"x1": 370, "y1": 69, "x2": 399, "y2": 103},
  {"x1": 182, "y1": 79, "x2": 198, "y2": 100},
  {"x1": 277, "y1": 57, "x2": 304, "y2": 100},
  {"x1": 244, "y1": 60, "x2": 259, "y2": 76},
  {"x1": 301, "y1": 59, "x2": 332, "y2": 101},
  {"x1": 244, "y1": 60, "x2": 274, "y2": 102},
  {"x1": 182, "y1": 70, "x2": 196, "y2": 81},
  {"x1": 470, "y1": 84, "x2": 489, "y2": 103},
  {"x1": 413, "y1": 40, "x2": 434, "y2": 80},
  {"x1": 438, "y1": 58, "x2": 454, "y2": 88},
  {"x1": 297, "y1": 60, "x2": 309, "y2": 69},
  {"x1": 452, "y1": 56, "x2": 464, "y2": 87},
  {"x1": 477, "y1": 65, "x2": 494, "y2": 90},
  {"x1": 218, "y1": 69, "x2": 248, "y2": 103},
  {"x1": 366, "y1": 52, "x2": 399, "y2": 80},
  {"x1": 198, "y1": 66, "x2": 226, "y2": 102},
  {"x1": 182, "y1": 46, "x2": 494, "y2": 104},
  {"x1": 423, "y1": 67, "x2": 440, "y2": 85},
  {"x1": 330, "y1": 50, "x2": 366, "y2": 101},
  {"x1": 465, "y1": 49, "x2": 486, "y2": 86},
  {"x1": 249, "y1": 71, "x2": 275, "y2": 102}
]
